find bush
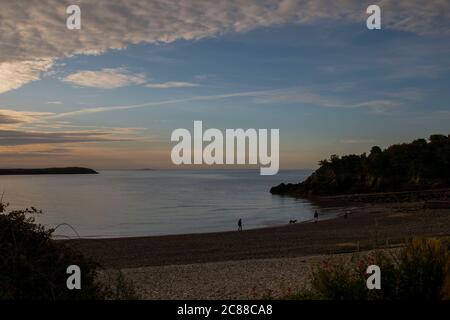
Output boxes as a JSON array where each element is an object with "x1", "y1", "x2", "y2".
[
  {"x1": 293, "y1": 238, "x2": 450, "y2": 300},
  {"x1": 101, "y1": 270, "x2": 141, "y2": 300},
  {"x1": 0, "y1": 203, "x2": 138, "y2": 300},
  {"x1": 397, "y1": 238, "x2": 450, "y2": 299}
]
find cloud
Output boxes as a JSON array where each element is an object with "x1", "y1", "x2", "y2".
[
  {"x1": 255, "y1": 87, "x2": 343, "y2": 107},
  {"x1": 46, "y1": 101, "x2": 64, "y2": 105},
  {"x1": 47, "y1": 85, "x2": 404, "y2": 119},
  {"x1": 0, "y1": 129, "x2": 132, "y2": 146},
  {"x1": 0, "y1": 107, "x2": 143, "y2": 148},
  {"x1": 349, "y1": 100, "x2": 398, "y2": 112},
  {"x1": 0, "y1": 145, "x2": 70, "y2": 158},
  {"x1": 62, "y1": 68, "x2": 146, "y2": 89},
  {"x1": 145, "y1": 81, "x2": 199, "y2": 89},
  {"x1": 0, "y1": 109, "x2": 54, "y2": 127},
  {"x1": 0, "y1": 59, "x2": 53, "y2": 94},
  {"x1": 0, "y1": 0, "x2": 448, "y2": 93},
  {"x1": 339, "y1": 138, "x2": 376, "y2": 144},
  {"x1": 253, "y1": 87, "x2": 401, "y2": 112},
  {"x1": 47, "y1": 89, "x2": 278, "y2": 119}
]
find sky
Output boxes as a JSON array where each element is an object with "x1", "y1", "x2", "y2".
[{"x1": 0, "y1": 0, "x2": 449, "y2": 169}]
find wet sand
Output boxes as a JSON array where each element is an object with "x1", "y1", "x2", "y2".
[{"x1": 65, "y1": 201, "x2": 450, "y2": 269}]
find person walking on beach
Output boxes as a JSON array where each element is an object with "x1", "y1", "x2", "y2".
[
  {"x1": 314, "y1": 210, "x2": 319, "y2": 223},
  {"x1": 344, "y1": 209, "x2": 350, "y2": 219},
  {"x1": 238, "y1": 218, "x2": 242, "y2": 231}
]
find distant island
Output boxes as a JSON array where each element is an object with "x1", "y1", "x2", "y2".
[
  {"x1": 271, "y1": 134, "x2": 450, "y2": 197},
  {"x1": 0, "y1": 167, "x2": 98, "y2": 175}
]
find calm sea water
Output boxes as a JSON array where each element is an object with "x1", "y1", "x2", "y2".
[{"x1": 0, "y1": 170, "x2": 339, "y2": 238}]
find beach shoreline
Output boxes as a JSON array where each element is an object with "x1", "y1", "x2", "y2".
[
  {"x1": 60, "y1": 191, "x2": 450, "y2": 299},
  {"x1": 64, "y1": 196, "x2": 450, "y2": 269}
]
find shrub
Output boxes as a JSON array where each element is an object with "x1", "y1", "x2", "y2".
[
  {"x1": 397, "y1": 238, "x2": 450, "y2": 299},
  {"x1": 101, "y1": 270, "x2": 141, "y2": 300},
  {"x1": 292, "y1": 238, "x2": 450, "y2": 300},
  {"x1": 0, "y1": 203, "x2": 138, "y2": 300}
]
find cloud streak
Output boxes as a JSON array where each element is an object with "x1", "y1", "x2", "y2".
[
  {"x1": 47, "y1": 89, "x2": 278, "y2": 119},
  {"x1": 0, "y1": 108, "x2": 145, "y2": 150},
  {"x1": 0, "y1": 128, "x2": 134, "y2": 146},
  {"x1": 45, "y1": 85, "x2": 405, "y2": 120},
  {"x1": 0, "y1": 109, "x2": 54, "y2": 128},
  {"x1": 145, "y1": 81, "x2": 200, "y2": 89}
]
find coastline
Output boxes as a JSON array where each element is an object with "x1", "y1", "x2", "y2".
[
  {"x1": 65, "y1": 198, "x2": 450, "y2": 269},
  {"x1": 58, "y1": 191, "x2": 450, "y2": 299},
  {"x1": 0, "y1": 167, "x2": 98, "y2": 175},
  {"x1": 61, "y1": 196, "x2": 450, "y2": 299}
]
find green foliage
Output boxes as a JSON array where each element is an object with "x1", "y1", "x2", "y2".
[
  {"x1": 293, "y1": 238, "x2": 450, "y2": 300},
  {"x1": 0, "y1": 204, "x2": 139, "y2": 300},
  {"x1": 271, "y1": 134, "x2": 450, "y2": 195},
  {"x1": 396, "y1": 238, "x2": 450, "y2": 299},
  {"x1": 102, "y1": 270, "x2": 141, "y2": 300}
]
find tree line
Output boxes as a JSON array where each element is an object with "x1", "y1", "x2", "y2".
[{"x1": 271, "y1": 134, "x2": 450, "y2": 196}]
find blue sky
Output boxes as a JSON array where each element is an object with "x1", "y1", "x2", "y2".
[{"x1": 0, "y1": 0, "x2": 449, "y2": 169}]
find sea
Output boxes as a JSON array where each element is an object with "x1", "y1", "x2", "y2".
[{"x1": 0, "y1": 169, "x2": 341, "y2": 238}]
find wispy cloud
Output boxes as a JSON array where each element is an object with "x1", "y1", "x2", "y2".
[
  {"x1": 0, "y1": 107, "x2": 144, "y2": 149},
  {"x1": 0, "y1": 59, "x2": 53, "y2": 94},
  {"x1": 0, "y1": 109, "x2": 54, "y2": 128},
  {"x1": 47, "y1": 89, "x2": 278, "y2": 119},
  {"x1": 254, "y1": 87, "x2": 343, "y2": 107},
  {"x1": 254, "y1": 87, "x2": 401, "y2": 112},
  {"x1": 47, "y1": 85, "x2": 404, "y2": 119},
  {"x1": 339, "y1": 138, "x2": 376, "y2": 144},
  {"x1": 0, "y1": 129, "x2": 133, "y2": 146},
  {"x1": 62, "y1": 68, "x2": 147, "y2": 89},
  {"x1": 349, "y1": 100, "x2": 398, "y2": 113},
  {"x1": 145, "y1": 81, "x2": 199, "y2": 89},
  {"x1": 0, "y1": 145, "x2": 71, "y2": 158}
]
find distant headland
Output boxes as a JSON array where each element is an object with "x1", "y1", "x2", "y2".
[
  {"x1": 0, "y1": 167, "x2": 98, "y2": 175},
  {"x1": 271, "y1": 134, "x2": 450, "y2": 197}
]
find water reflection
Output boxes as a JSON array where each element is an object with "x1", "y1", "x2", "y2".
[{"x1": 0, "y1": 170, "x2": 343, "y2": 238}]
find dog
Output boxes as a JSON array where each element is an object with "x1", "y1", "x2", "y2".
[{"x1": 289, "y1": 220, "x2": 297, "y2": 224}]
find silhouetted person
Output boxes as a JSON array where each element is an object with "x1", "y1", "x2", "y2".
[
  {"x1": 344, "y1": 210, "x2": 350, "y2": 219},
  {"x1": 314, "y1": 210, "x2": 319, "y2": 223},
  {"x1": 238, "y1": 218, "x2": 242, "y2": 231}
]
